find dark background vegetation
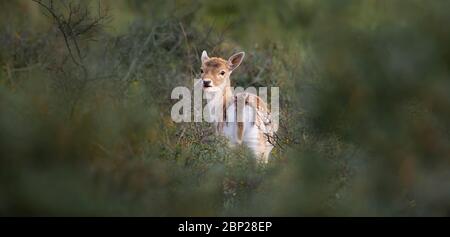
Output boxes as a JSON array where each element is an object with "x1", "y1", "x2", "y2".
[{"x1": 1, "y1": 0, "x2": 450, "y2": 216}]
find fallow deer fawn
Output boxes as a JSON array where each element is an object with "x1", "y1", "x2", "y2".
[{"x1": 199, "y1": 50, "x2": 278, "y2": 163}]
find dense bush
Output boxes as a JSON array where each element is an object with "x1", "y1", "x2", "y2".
[{"x1": 1, "y1": 0, "x2": 450, "y2": 216}]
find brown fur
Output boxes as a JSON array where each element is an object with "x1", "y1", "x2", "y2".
[
  {"x1": 234, "y1": 92, "x2": 272, "y2": 146},
  {"x1": 201, "y1": 51, "x2": 276, "y2": 163},
  {"x1": 201, "y1": 57, "x2": 229, "y2": 88}
]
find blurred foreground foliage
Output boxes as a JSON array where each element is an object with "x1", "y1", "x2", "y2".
[{"x1": 1, "y1": 0, "x2": 450, "y2": 216}]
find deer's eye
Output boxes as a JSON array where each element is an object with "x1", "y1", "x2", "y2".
[
  {"x1": 220, "y1": 71, "x2": 226, "y2": 76},
  {"x1": 200, "y1": 69, "x2": 204, "y2": 74}
]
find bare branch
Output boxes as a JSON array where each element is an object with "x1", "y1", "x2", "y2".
[{"x1": 32, "y1": 0, "x2": 110, "y2": 119}]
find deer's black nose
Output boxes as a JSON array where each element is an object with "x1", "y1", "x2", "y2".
[{"x1": 203, "y1": 80, "x2": 212, "y2": 87}]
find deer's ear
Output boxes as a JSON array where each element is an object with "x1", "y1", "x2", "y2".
[
  {"x1": 228, "y1": 52, "x2": 245, "y2": 71},
  {"x1": 201, "y1": 50, "x2": 209, "y2": 63}
]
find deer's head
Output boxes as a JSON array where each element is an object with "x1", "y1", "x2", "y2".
[{"x1": 200, "y1": 50, "x2": 245, "y2": 94}]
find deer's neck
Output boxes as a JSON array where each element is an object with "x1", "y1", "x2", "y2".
[{"x1": 205, "y1": 86, "x2": 233, "y2": 124}]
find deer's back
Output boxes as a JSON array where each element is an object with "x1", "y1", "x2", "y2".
[{"x1": 219, "y1": 93, "x2": 277, "y2": 157}]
